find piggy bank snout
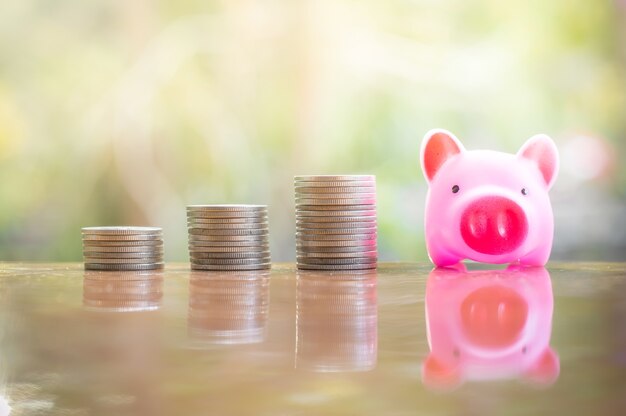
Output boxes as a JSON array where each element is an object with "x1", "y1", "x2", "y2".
[
  {"x1": 461, "y1": 285, "x2": 528, "y2": 348},
  {"x1": 460, "y1": 196, "x2": 528, "y2": 256}
]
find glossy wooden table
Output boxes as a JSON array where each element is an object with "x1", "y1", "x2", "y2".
[{"x1": 0, "y1": 262, "x2": 625, "y2": 415}]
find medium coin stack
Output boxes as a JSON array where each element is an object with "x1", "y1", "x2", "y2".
[
  {"x1": 82, "y1": 227, "x2": 164, "y2": 271},
  {"x1": 295, "y1": 175, "x2": 377, "y2": 270},
  {"x1": 186, "y1": 205, "x2": 271, "y2": 271}
]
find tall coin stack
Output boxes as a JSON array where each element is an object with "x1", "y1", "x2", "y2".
[
  {"x1": 82, "y1": 227, "x2": 164, "y2": 271},
  {"x1": 295, "y1": 175, "x2": 377, "y2": 270},
  {"x1": 186, "y1": 205, "x2": 271, "y2": 271}
]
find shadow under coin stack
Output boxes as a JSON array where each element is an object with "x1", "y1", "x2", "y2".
[
  {"x1": 186, "y1": 205, "x2": 271, "y2": 271},
  {"x1": 82, "y1": 227, "x2": 164, "y2": 271},
  {"x1": 295, "y1": 175, "x2": 377, "y2": 270}
]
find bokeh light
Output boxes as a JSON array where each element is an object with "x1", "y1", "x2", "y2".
[{"x1": 0, "y1": 0, "x2": 624, "y2": 261}]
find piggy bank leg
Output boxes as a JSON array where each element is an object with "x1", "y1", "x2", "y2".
[
  {"x1": 427, "y1": 241, "x2": 462, "y2": 267},
  {"x1": 518, "y1": 244, "x2": 551, "y2": 266}
]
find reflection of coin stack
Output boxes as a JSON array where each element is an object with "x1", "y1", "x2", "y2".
[
  {"x1": 82, "y1": 227, "x2": 164, "y2": 271},
  {"x1": 294, "y1": 175, "x2": 377, "y2": 271},
  {"x1": 83, "y1": 271, "x2": 163, "y2": 312},
  {"x1": 186, "y1": 205, "x2": 271, "y2": 271},
  {"x1": 296, "y1": 270, "x2": 378, "y2": 372},
  {"x1": 188, "y1": 271, "x2": 270, "y2": 345}
]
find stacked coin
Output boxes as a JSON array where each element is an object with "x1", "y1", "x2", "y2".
[
  {"x1": 295, "y1": 175, "x2": 377, "y2": 270},
  {"x1": 82, "y1": 227, "x2": 164, "y2": 271},
  {"x1": 186, "y1": 205, "x2": 271, "y2": 271}
]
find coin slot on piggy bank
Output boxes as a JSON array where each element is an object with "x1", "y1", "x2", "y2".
[
  {"x1": 421, "y1": 265, "x2": 559, "y2": 390},
  {"x1": 420, "y1": 129, "x2": 559, "y2": 266}
]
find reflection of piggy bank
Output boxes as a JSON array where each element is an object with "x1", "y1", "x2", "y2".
[
  {"x1": 420, "y1": 130, "x2": 559, "y2": 266},
  {"x1": 422, "y1": 265, "x2": 559, "y2": 389}
]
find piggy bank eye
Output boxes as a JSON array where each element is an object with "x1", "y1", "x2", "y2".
[
  {"x1": 521, "y1": 188, "x2": 528, "y2": 196},
  {"x1": 452, "y1": 185, "x2": 460, "y2": 194}
]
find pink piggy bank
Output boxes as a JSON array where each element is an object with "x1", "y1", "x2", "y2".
[
  {"x1": 420, "y1": 129, "x2": 559, "y2": 266},
  {"x1": 422, "y1": 265, "x2": 559, "y2": 390}
]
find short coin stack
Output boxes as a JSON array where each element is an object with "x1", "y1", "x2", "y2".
[
  {"x1": 82, "y1": 227, "x2": 164, "y2": 271},
  {"x1": 186, "y1": 205, "x2": 271, "y2": 271},
  {"x1": 295, "y1": 175, "x2": 377, "y2": 270}
]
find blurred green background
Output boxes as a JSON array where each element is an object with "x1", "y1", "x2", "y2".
[{"x1": 0, "y1": 0, "x2": 624, "y2": 262}]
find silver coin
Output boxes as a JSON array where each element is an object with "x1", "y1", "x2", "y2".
[
  {"x1": 296, "y1": 250, "x2": 377, "y2": 259},
  {"x1": 294, "y1": 175, "x2": 375, "y2": 182},
  {"x1": 188, "y1": 234, "x2": 269, "y2": 242},
  {"x1": 83, "y1": 251, "x2": 163, "y2": 259},
  {"x1": 296, "y1": 232, "x2": 376, "y2": 241},
  {"x1": 296, "y1": 263, "x2": 377, "y2": 271},
  {"x1": 295, "y1": 205, "x2": 376, "y2": 212},
  {"x1": 190, "y1": 251, "x2": 271, "y2": 260},
  {"x1": 187, "y1": 227, "x2": 269, "y2": 235},
  {"x1": 81, "y1": 244, "x2": 163, "y2": 253},
  {"x1": 187, "y1": 217, "x2": 268, "y2": 225},
  {"x1": 186, "y1": 212, "x2": 268, "y2": 219},
  {"x1": 187, "y1": 223, "x2": 269, "y2": 232},
  {"x1": 295, "y1": 214, "x2": 377, "y2": 222},
  {"x1": 191, "y1": 257, "x2": 271, "y2": 265},
  {"x1": 189, "y1": 247, "x2": 269, "y2": 255},
  {"x1": 82, "y1": 226, "x2": 162, "y2": 235},
  {"x1": 187, "y1": 204, "x2": 266, "y2": 212},
  {"x1": 186, "y1": 239, "x2": 270, "y2": 247},
  {"x1": 191, "y1": 263, "x2": 271, "y2": 271},
  {"x1": 295, "y1": 197, "x2": 376, "y2": 205},
  {"x1": 296, "y1": 238, "x2": 377, "y2": 247},
  {"x1": 295, "y1": 192, "x2": 376, "y2": 200},
  {"x1": 295, "y1": 227, "x2": 377, "y2": 235},
  {"x1": 82, "y1": 234, "x2": 163, "y2": 242},
  {"x1": 293, "y1": 181, "x2": 375, "y2": 188},
  {"x1": 296, "y1": 220, "x2": 377, "y2": 229},
  {"x1": 188, "y1": 244, "x2": 270, "y2": 253},
  {"x1": 295, "y1": 209, "x2": 376, "y2": 217},
  {"x1": 82, "y1": 240, "x2": 164, "y2": 247},
  {"x1": 85, "y1": 263, "x2": 164, "y2": 271},
  {"x1": 296, "y1": 244, "x2": 376, "y2": 253},
  {"x1": 294, "y1": 185, "x2": 376, "y2": 193},
  {"x1": 297, "y1": 255, "x2": 377, "y2": 265},
  {"x1": 84, "y1": 256, "x2": 162, "y2": 264},
  {"x1": 187, "y1": 218, "x2": 269, "y2": 229}
]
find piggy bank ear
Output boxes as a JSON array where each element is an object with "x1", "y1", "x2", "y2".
[
  {"x1": 517, "y1": 134, "x2": 559, "y2": 189},
  {"x1": 421, "y1": 129, "x2": 465, "y2": 183}
]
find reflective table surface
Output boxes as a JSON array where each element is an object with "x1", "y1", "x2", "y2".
[{"x1": 0, "y1": 262, "x2": 625, "y2": 415}]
